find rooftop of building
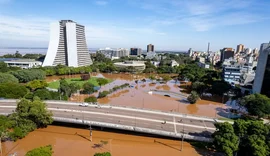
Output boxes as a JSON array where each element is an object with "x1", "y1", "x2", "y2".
[
  {"x1": 114, "y1": 61, "x2": 145, "y2": 66},
  {"x1": 4, "y1": 59, "x2": 42, "y2": 63}
]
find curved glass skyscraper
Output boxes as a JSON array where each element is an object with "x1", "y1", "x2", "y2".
[{"x1": 42, "y1": 20, "x2": 93, "y2": 67}]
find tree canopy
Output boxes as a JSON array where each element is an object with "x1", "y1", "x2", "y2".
[
  {"x1": 25, "y1": 145, "x2": 53, "y2": 156},
  {"x1": 26, "y1": 80, "x2": 48, "y2": 91},
  {"x1": 59, "y1": 79, "x2": 80, "y2": 97},
  {"x1": 94, "y1": 152, "x2": 111, "y2": 156},
  {"x1": 187, "y1": 91, "x2": 200, "y2": 104},
  {"x1": 97, "y1": 77, "x2": 109, "y2": 87},
  {"x1": 0, "y1": 72, "x2": 19, "y2": 83},
  {"x1": 214, "y1": 119, "x2": 270, "y2": 156},
  {"x1": 212, "y1": 122, "x2": 239, "y2": 156},
  {"x1": 11, "y1": 69, "x2": 46, "y2": 83},
  {"x1": 0, "y1": 83, "x2": 28, "y2": 99},
  {"x1": 240, "y1": 94, "x2": 270, "y2": 118}
]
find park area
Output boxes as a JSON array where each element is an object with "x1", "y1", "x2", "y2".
[{"x1": 48, "y1": 77, "x2": 113, "y2": 89}]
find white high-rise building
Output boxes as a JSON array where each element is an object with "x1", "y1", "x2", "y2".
[{"x1": 43, "y1": 20, "x2": 93, "y2": 67}]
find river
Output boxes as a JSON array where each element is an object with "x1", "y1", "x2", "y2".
[{"x1": 2, "y1": 125, "x2": 211, "y2": 156}]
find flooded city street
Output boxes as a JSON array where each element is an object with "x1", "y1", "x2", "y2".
[
  {"x1": 61, "y1": 73, "x2": 226, "y2": 117},
  {"x1": 2, "y1": 125, "x2": 210, "y2": 156}
]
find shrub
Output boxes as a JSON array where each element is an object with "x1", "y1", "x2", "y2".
[
  {"x1": 11, "y1": 69, "x2": 46, "y2": 83},
  {"x1": 0, "y1": 72, "x2": 19, "y2": 83},
  {"x1": 187, "y1": 91, "x2": 200, "y2": 104},
  {"x1": 82, "y1": 82, "x2": 95, "y2": 94},
  {"x1": 33, "y1": 89, "x2": 52, "y2": 100},
  {"x1": 26, "y1": 80, "x2": 48, "y2": 91},
  {"x1": 9, "y1": 127, "x2": 25, "y2": 141},
  {"x1": 94, "y1": 152, "x2": 111, "y2": 156},
  {"x1": 0, "y1": 83, "x2": 28, "y2": 99},
  {"x1": 84, "y1": 96, "x2": 97, "y2": 103},
  {"x1": 25, "y1": 145, "x2": 53, "y2": 156},
  {"x1": 98, "y1": 91, "x2": 110, "y2": 98}
]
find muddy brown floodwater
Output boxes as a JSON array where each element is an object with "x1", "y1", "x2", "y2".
[
  {"x1": 2, "y1": 126, "x2": 211, "y2": 156},
  {"x1": 48, "y1": 73, "x2": 227, "y2": 118}
]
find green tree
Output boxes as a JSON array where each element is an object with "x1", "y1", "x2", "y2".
[
  {"x1": 191, "y1": 81, "x2": 206, "y2": 95},
  {"x1": 58, "y1": 79, "x2": 78, "y2": 97},
  {"x1": 82, "y1": 82, "x2": 95, "y2": 94},
  {"x1": 69, "y1": 82, "x2": 80, "y2": 94},
  {"x1": 187, "y1": 91, "x2": 199, "y2": 104},
  {"x1": 211, "y1": 81, "x2": 231, "y2": 96},
  {"x1": 212, "y1": 122, "x2": 239, "y2": 156},
  {"x1": 240, "y1": 94, "x2": 270, "y2": 118},
  {"x1": 11, "y1": 69, "x2": 46, "y2": 83},
  {"x1": 23, "y1": 54, "x2": 44, "y2": 60},
  {"x1": 25, "y1": 145, "x2": 53, "y2": 156},
  {"x1": 0, "y1": 83, "x2": 28, "y2": 99},
  {"x1": 179, "y1": 64, "x2": 205, "y2": 82},
  {"x1": 14, "y1": 51, "x2": 23, "y2": 58},
  {"x1": 98, "y1": 91, "x2": 110, "y2": 98},
  {"x1": 0, "y1": 72, "x2": 19, "y2": 83},
  {"x1": 33, "y1": 89, "x2": 52, "y2": 100},
  {"x1": 97, "y1": 78, "x2": 109, "y2": 87},
  {"x1": 161, "y1": 75, "x2": 171, "y2": 83},
  {"x1": 16, "y1": 98, "x2": 53, "y2": 127},
  {"x1": 149, "y1": 75, "x2": 156, "y2": 81},
  {"x1": 26, "y1": 80, "x2": 48, "y2": 91},
  {"x1": 94, "y1": 152, "x2": 111, "y2": 156},
  {"x1": 0, "y1": 62, "x2": 10, "y2": 73},
  {"x1": 84, "y1": 96, "x2": 97, "y2": 103}
]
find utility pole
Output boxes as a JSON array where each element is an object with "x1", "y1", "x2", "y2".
[
  {"x1": 89, "y1": 124, "x2": 92, "y2": 142},
  {"x1": 181, "y1": 125, "x2": 185, "y2": 151}
]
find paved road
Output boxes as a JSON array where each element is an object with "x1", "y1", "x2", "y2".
[{"x1": 0, "y1": 100, "x2": 216, "y2": 137}]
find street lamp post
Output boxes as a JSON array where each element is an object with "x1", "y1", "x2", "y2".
[
  {"x1": 181, "y1": 125, "x2": 185, "y2": 151},
  {"x1": 89, "y1": 124, "x2": 92, "y2": 142}
]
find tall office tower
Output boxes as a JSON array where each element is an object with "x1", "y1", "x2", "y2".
[
  {"x1": 188, "y1": 48, "x2": 193, "y2": 57},
  {"x1": 130, "y1": 48, "x2": 142, "y2": 56},
  {"x1": 147, "y1": 44, "x2": 154, "y2": 52},
  {"x1": 42, "y1": 20, "x2": 93, "y2": 67},
  {"x1": 220, "y1": 48, "x2": 235, "y2": 62},
  {"x1": 252, "y1": 48, "x2": 258, "y2": 54},
  {"x1": 236, "y1": 44, "x2": 244, "y2": 53},
  {"x1": 253, "y1": 43, "x2": 270, "y2": 97},
  {"x1": 207, "y1": 42, "x2": 210, "y2": 54},
  {"x1": 207, "y1": 42, "x2": 210, "y2": 60},
  {"x1": 245, "y1": 48, "x2": 252, "y2": 54}
]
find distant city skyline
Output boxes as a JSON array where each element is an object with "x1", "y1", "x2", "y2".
[{"x1": 0, "y1": 0, "x2": 270, "y2": 51}]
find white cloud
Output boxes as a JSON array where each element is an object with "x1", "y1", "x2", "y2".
[
  {"x1": 0, "y1": 14, "x2": 165, "y2": 48},
  {"x1": 131, "y1": 0, "x2": 265, "y2": 31},
  {"x1": 95, "y1": 0, "x2": 108, "y2": 6}
]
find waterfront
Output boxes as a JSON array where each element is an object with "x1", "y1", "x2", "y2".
[
  {"x1": 2, "y1": 125, "x2": 211, "y2": 156},
  {"x1": 47, "y1": 73, "x2": 226, "y2": 118}
]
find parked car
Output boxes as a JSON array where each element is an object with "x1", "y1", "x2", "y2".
[{"x1": 79, "y1": 103, "x2": 89, "y2": 107}]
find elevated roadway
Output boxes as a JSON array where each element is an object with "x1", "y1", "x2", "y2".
[{"x1": 0, "y1": 100, "x2": 220, "y2": 142}]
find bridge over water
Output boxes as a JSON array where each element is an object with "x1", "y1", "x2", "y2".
[{"x1": 0, "y1": 100, "x2": 225, "y2": 142}]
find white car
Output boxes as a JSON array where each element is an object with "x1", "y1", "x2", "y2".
[{"x1": 79, "y1": 103, "x2": 89, "y2": 107}]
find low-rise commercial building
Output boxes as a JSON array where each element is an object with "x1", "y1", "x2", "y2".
[
  {"x1": 114, "y1": 61, "x2": 145, "y2": 72},
  {"x1": 4, "y1": 59, "x2": 42, "y2": 69}
]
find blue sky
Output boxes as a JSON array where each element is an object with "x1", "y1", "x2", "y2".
[{"x1": 0, "y1": 0, "x2": 270, "y2": 51}]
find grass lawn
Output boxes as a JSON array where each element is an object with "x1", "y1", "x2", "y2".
[{"x1": 48, "y1": 77, "x2": 113, "y2": 89}]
